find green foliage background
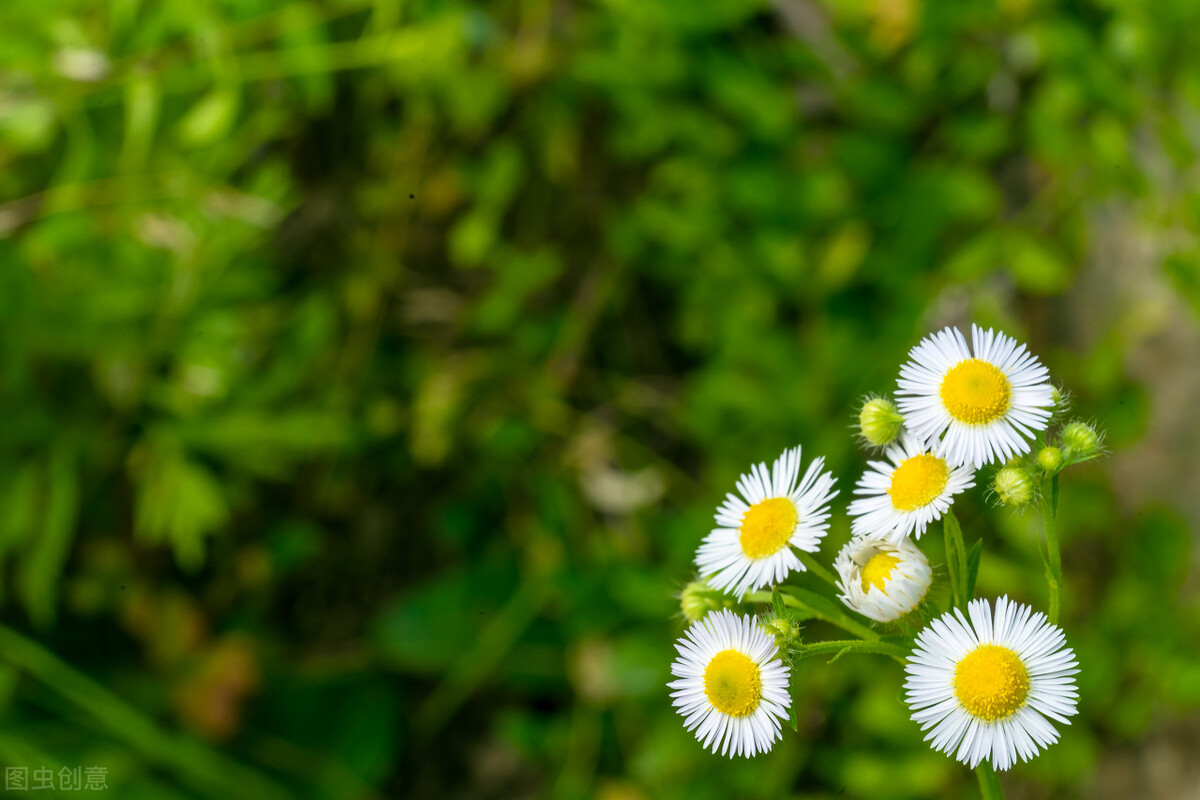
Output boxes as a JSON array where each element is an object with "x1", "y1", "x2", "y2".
[{"x1": 1, "y1": 0, "x2": 1199, "y2": 798}]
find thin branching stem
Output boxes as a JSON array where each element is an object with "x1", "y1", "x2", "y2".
[
  {"x1": 791, "y1": 639, "x2": 907, "y2": 664},
  {"x1": 797, "y1": 550, "x2": 840, "y2": 587}
]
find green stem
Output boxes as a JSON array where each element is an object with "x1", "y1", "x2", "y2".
[
  {"x1": 1041, "y1": 474, "x2": 1062, "y2": 624},
  {"x1": 791, "y1": 639, "x2": 907, "y2": 664},
  {"x1": 766, "y1": 586, "x2": 881, "y2": 641},
  {"x1": 976, "y1": 761, "x2": 1005, "y2": 800},
  {"x1": 797, "y1": 550, "x2": 839, "y2": 588},
  {"x1": 746, "y1": 590, "x2": 800, "y2": 612}
]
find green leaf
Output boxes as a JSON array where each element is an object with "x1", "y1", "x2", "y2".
[
  {"x1": 1006, "y1": 231, "x2": 1072, "y2": 294},
  {"x1": 965, "y1": 539, "x2": 983, "y2": 601},
  {"x1": 943, "y1": 511, "x2": 968, "y2": 610},
  {"x1": 176, "y1": 87, "x2": 240, "y2": 147},
  {"x1": 177, "y1": 411, "x2": 351, "y2": 478},
  {"x1": 133, "y1": 443, "x2": 229, "y2": 569},
  {"x1": 771, "y1": 586, "x2": 786, "y2": 620},
  {"x1": 17, "y1": 450, "x2": 79, "y2": 627},
  {"x1": 0, "y1": 625, "x2": 288, "y2": 799},
  {"x1": 119, "y1": 74, "x2": 160, "y2": 172}
]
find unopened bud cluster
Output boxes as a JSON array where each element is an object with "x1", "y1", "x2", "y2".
[
  {"x1": 1040, "y1": 419, "x2": 1104, "y2": 471},
  {"x1": 992, "y1": 418, "x2": 1104, "y2": 508},
  {"x1": 763, "y1": 615, "x2": 802, "y2": 649}
]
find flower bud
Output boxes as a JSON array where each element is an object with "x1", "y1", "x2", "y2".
[
  {"x1": 1036, "y1": 446, "x2": 1063, "y2": 474},
  {"x1": 763, "y1": 616, "x2": 801, "y2": 648},
  {"x1": 858, "y1": 397, "x2": 904, "y2": 448},
  {"x1": 993, "y1": 465, "x2": 1034, "y2": 507},
  {"x1": 680, "y1": 580, "x2": 721, "y2": 622},
  {"x1": 1061, "y1": 420, "x2": 1101, "y2": 458},
  {"x1": 1047, "y1": 386, "x2": 1071, "y2": 421}
]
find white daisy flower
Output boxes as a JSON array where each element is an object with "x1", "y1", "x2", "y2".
[
  {"x1": 847, "y1": 431, "x2": 974, "y2": 543},
  {"x1": 696, "y1": 446, "x2": 837, "y2": 599},
  {"x1": 668, "y1": 609, "x2": 791, "y2": 758},
  {"x1": 834, "y1": 533, "x2": 932, "y2": 623},
  {"x1": 904, "y1": 596, "x2": 1079, "y2": 771},
  {"x1": 897, "y1": 325, "x2": 1054, "y2": 469}
]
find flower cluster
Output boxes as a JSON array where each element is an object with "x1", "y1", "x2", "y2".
[{"x1": 669, "y1": 325, "x2": 1099, "y2": 782}]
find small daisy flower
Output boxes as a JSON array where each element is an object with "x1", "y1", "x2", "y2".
[
  {"x1": 668, "y1": 609, "x2": 791, "y2": 758},
  {"x1": 834, "y1": 533, "x2": 932, "y2": 623},
  {"x1": 696, "y1": 446, "x2": 837, "y2": 599},
  {"x1": 904, "y1": 596, "x2": 1079, "y2": 771},
  {"x1": 897, "y1": 325, "x2": 1054, "y2": 469},
  {"x1": 848, "y1": 431, "x2": 974, "y2": 542}
]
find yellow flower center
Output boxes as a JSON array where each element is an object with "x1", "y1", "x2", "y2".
[
  {"x1": 703, "y1": 649, "x2": 762, "y2": 717},
  {"x1": 954, "y1": 644, "x2": 1029, "y2": 721},
  {"x1": 940, "y1": 359, "x2": 1011, "y2": 425},
  {"x1": 739, "y1": 497, "x2": 798, "y2": 559},
  {"x1": 887, "y1": 454, "x2": 949, "y2": 511},
  {"x1": 860, "y1": 551, "x2": 901, "y2": 594}
]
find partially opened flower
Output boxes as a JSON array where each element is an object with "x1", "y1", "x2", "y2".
[
  {"x1": 904, "y1": 596, "x2": 1079, "y2": 771},
  {"x1": 696, "y1": 446, "x2": 837, "y2": 598},
  {"x1": 668, "y1": 609, "x2": 791, "y2": 758},
  {"x1": 834, "y1": 533, "x2": 932, "y2": 623},
  {"x1": 897, "y1": 325, "x2": 1054, "y2": 469},
  {"x1": 848, "y1": 430, "x2": 974, "y2": 542}
]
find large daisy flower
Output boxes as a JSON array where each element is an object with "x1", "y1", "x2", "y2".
[
  {"x1": 668, "y1": 609, "x2": 791, "y2": 758},
  {"x1": 696, "y1": 446, "x2": 837, "y2": 599},
  {"x1": 897, "y1": 325, "x2": 1054, "y2": 469},
  {"x1": 834, "y1": 533, "x2": 932, "y2": 623},
  {"x1": 904, "y1": 596, "x2": 1079, "y2": 771},
  {"x1": 848, "y1": 431, "x2": 974, "y2": 543}
]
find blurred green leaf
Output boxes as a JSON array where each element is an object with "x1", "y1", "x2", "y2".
[
  {"x1": 17, "y1": 448, "x2": 80, "y2": 627},
  {"x1": 176, "y1": 87, "x2": 240, "y2": 147},
  {"x1": 133, "y1": 443, "x2": 228, "y2": 568}
]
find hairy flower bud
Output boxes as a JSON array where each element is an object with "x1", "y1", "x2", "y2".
[
  {"x1": 1036, "y1": 446, "x2": 1063, "y2": 474},
  {"x1": 993, "y1": 465, "x2": 1034, "y2": 507},
  {"x1": 763, "y1": 616, "x2": 801, "y2": 648},
  {"x1": 1061, "y1": 420, "x2": 1101, "y2": 459},
  {"x1": 680, "y1": 580, "x2": 722, "y2": 622},
  {"x1": 858, "y1": 397, "x2": 904, "y2": 448}
]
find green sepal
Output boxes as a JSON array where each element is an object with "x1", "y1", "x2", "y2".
[{"x1": 772, "y1": 586, "x2": 787, "y2": 620}]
